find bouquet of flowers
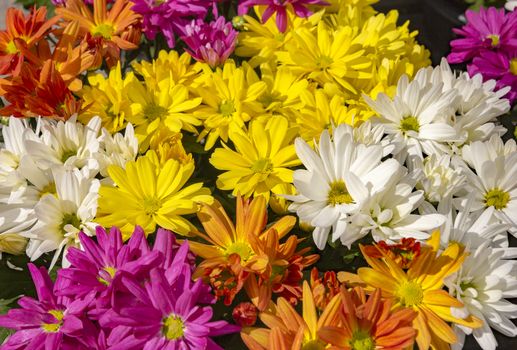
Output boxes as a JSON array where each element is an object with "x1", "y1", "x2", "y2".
[{"x1": 0, "y1": 0, "x2": 516, "y2": 349}]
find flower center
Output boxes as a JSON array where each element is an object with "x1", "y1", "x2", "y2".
[
  {"x1": 225, "y1": 241, "x2": 253, "y2": 261},
  {"x1": 317, "y1": 55, "x2": 333, "y2": 68},
  {"x1": 41, "y1": 309, "x2": 64, "y2": 333},
  {"x1": 60, "y1": 213, "x2": 81, "y2": 232},
  {"x1": 98, "y1": 266, "x2": 117, "y2": 286},
  {"x1": 400, "y1": 116, "x2": 420, "y2": 134},
  {"x1": 328, "y1": 180, "x2": 353, "y2": 206},
  {"x1": 162, "y1": 314, "x2": 185, "y2": 340},
  {"x1": 396, "y1": 280, "x2": 423, "y2": 307},
  {"x1": 144, "y1": 103, "x2": 168, "y2": 121},
  {"x1": 143, "y1": 197, "x2": 162, "y2": 215},
  {"x1": 349, "y1": 330, "x2": 375, "y2": 350},
  {"x1": 91, "y1": 23, "x2": 115, "y2": 39},
  {"x1": 484, "y1": 188, "x2": 510, "y2": 210},
  {"x1": 5, "y1": 40, "x2": 18, "y2": 54},
  {"x1": 510, "y1": 58, "x2": 517, "y2": 76},
  {"x1": 250, "y1": 158, "x2": 273, "y2": 173},
  {"x1": 61, "y1": 149, "x2": 77, "y2": 163},
  {"x1": 486, "y1": 34, "x2": 500, "y2": 47},
  {"x1": 302, "y1": 340, "x2": 326, "y2": 350},
  {"x1": 460, "y1": 280, "x2": 476, "y2": 291},
  {"x1": 39, "y1": 182, "x2": 56, "y2": 198},
  {"x1": 219, "y1": 100, "x2": 236, "y2": 117}
]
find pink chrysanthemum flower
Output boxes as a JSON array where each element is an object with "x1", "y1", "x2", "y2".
[
  {"x1": 469, "y1": 50, "x2": 517, "y2": 103},
  {"x1": 0, "y1": 264, "x2": 97, "y2": 350},
  {"x1": 238, "y1": 0, "x2": 328, "y2": 32},
  {"x1": 182, "y1": 16, "x2": 238, "y2": 68},
  {"x1": 448, "y1": 7, "x2": 517, "y2": 64}
]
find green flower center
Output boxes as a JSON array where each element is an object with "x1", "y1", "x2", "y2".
[
  {"x1": 484, "y1": 188, "x2": 510, "y2": 210},
  {"x1": 316, "y1": 55, "x2": 333, "y2": 68},
  {"x1": 328, "y1": 180, "x2": 353, "y2": 206},
  {"x1": 143, "y1": 197, "x2": 162, "y2": 215},
  {"x1": 162, "y1": 315, "x2": 185, "y2": 340},
  {"x1": 400, "y1": 116, "x2": 420, "y2": 134},
  {"x1": 91, "y1": 23, "x2": 115, "y2": 39},
  {"x1": 5, "y1": 40, "x2": 18, "y2": 54},
  {"x1": 460, "y1": 280, "x2": 476, "y2": 291},
  {"x1": 41, "y1": 309, "x2": 64, "y2": 333},
  {"x1": 510, "y1": 58, "x2": 517, "y2": 76},
  {"x1": 250, "y1": 158, "x2": 273, "y2": 173},
  {"x1": 39, "y1": 182, "x2": 56, "y2": 198},
  {"x1": 219, "y1": 100, "x2": 236, "y2": 117},
  {"x1": 302, "y1": 340, "x2": 326, "y2": 350},
  {"x1": 225, "y1": 241, "x2": 252, "y2": 261},
  {"x1": 60, "y1": 213, "x2": 81, "y2": 232},
  {"x1": 396, "y1": 280, "x2": 423, "y2": 307},
  {"x1": 61, "y1": 149, "x2": 77, "y2": 163},
  {"x1": 98, "y1": 266, "x2": 117, "y2": 286},
  {"x1": 144, "y1": 103, "x2": 168, "y2": 122},
  {"x1": 349, "y1": 330, "x2": 375, "y2": 350},
  {"x1": 486, "y1": 34, "x2": 500, "y2": 47}
]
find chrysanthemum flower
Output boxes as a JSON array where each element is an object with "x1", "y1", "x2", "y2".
[
  {"x1": 96, "y1": 150, "x2": 212, "y2": 238},
  {"x1": 356, "y1": 238, "x2": 483, "y2": 350},
  {"x1": 310, "y1": 268, "x2": 342, "y2": 311},
  {"x1": 238, "y1": 0, "x2": 328, "y2": 32},
  {"x1": 362, "y1": 238, "x2": 422, "y2": 269},
  {"x1": 57, "y1": 0, "x2": 142, "y2": 68},
  {"x1": 241, "y1": 281, "x2": 341, "y2": 349},
  {"x1": 0, "y1": 7, "x2": 58, "y2": 76},
  {"x1": 182, "y1": 16, "x2": 238, "y2": 68},
  {"x1": 318, "y1": 287, "x2": 417, "y2": 350},
  {"x1": 194, "y1": 61, "x2": 267, "y2": 150},
  {"x1": 210, "y1": 116, "x2": 300, "y2": 202},
  {"x1": 0, "y1": 264, "x2": 96, "y2": 349},
  {"x1": 448, "y1": 7, "x2": 517, "y2": 65}
]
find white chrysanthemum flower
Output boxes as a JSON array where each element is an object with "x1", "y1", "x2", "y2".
[
  {"x1": 446, "y1": 241, "x2": 517, "y2": 350},
  {"x1": 415, "y1": 59, "x2": 509, "y2": 146},
  {"x1": 352, "y1": 121, "x2": 396, "y2": 156},
  {"x1": 24, "y1": 116, "x2": 102, "y2": 176},
  {"x1": 411, "y1": 154, "x2": 466, "y2": 205},
  {"x1": 364, "y1": 73, "x2": 460, "y2": 160},
  {"x1": 287, "y1": 124, "x2": 402, "y2": 249},
  {"x1": 506, "y1": 0, "x2": 517, "y2": 11},
  {"x1": 23, "y1": 168, "x2": 100, "y2": 268},
  {"x1": 350, "y1": 164, "x2": 446, "y2": 242},
  {"x1": 456, "y1": 136, "x2": 517, "y2": 229},
  {"x1": 97, "y1": 123, "x2": 138, "y2": 177}
]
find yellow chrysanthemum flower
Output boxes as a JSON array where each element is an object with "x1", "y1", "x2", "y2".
[
  {"x1": 79, "y1": 62, "x2": 134, "y2": 133},
  {"x1": 96, "y1": 150, "x2": 212, "y2": 238},
  {"x1": 356, "y1": 234, "x2": 482, "y2": 350},
  {"x1": 210, "y1": 116, "x2": 300, "y2": 201},
  {"x1": 148, "y1": 127, "x2": 193, "y2": 166},
  {"x1": 194, "y1": 61, "x2": 267, "y2": 150},
  {"x1": 125, "y1": 76, "x2": 202, "y2": 150}
]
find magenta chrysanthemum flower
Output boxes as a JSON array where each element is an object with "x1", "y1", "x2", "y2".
[
  {"x1": 238, "y1": 0, "x2": 328, "y2": 32},
  {"x1": 448, "y1": 7, "x2": 517, "y2": 64},
  {"x1": 182, "y1": 16, "x2": 238, "y2": 68},
  {"x1": 0, "y1": 264, "x2": 97, "y2": 350},
  {"x1": 100, "y1": 243, "x2": 239, "y2": 350},
  {"x1": 131, "y1": 0, "x2": 212, "y2": 48},
  {"x1": 469, "y1": 50, "x2": 517, "y2": 103}
]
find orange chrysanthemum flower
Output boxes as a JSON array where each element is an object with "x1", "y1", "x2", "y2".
[
  {"x1": 56, "y1": 0, "x2": 141, "y2": 68},
  {"x1": 310, "y1": 268, "x2": 342, "y2": 311},
  {"x1": 362, "y1": 238, "x2": 422, "y2": 269},
  {"x1": 0, "y1": 7, "x2": 58, "y2": 76},
  {"x1": 242, "y1": 281, "x2": 342, "y2": 350},
  {"x1": 318, "y1": 287, "x2": 417, "y2": 350},
  {"x1": 356, "y1": 236, "x2": 483, "y2": 350},
  {"x1": 0, "y1": 61, "x2": 83, "y2": 119}
]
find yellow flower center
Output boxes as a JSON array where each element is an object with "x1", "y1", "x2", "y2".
[
  {"x1": 316, "y1": 55, "x2": 333, "y2": 68},
  {"x1": 162, "y1": 315, "x2": 185, "y2": 340},
  {"x1": 349, "y1": 330, "x2": 375, "y2": 350},
  {"x1": 302, "y1": 340, "x2": 326, "y2": 350},
  {"x1": 5, "y1": 40, "x2": 18, "y2": 54},
  {"x1": 60, "y1": 213, "x2": 81, "y2": 232},
  {"x1": 61, "y1": 149, "x2": 77, "y2": 163},
  {"x1": 510, "y1": 58, "x2": 517, "y2": 76},
  {"x1": 328, "y1": 180, "x2": 353, "y2": 206},
  {"x1": 143, "y1": 197, "x2": 162, "y2": 215},
  {"x1": 39, "y1": 182, "x2": 56, "y2": 198},
  {"x1": 484, "y1": 188, "x2": 510, "y2": 210},
  {"x1": 98, "y1": 266, "x2": 117, "y2": 286},
  {"x1": 91, "y1": 23, "x2": 115, "y2": 39},
  {"x1": 400, "y1": 116, "x2": 420, "y2": 134},
  {"x1": 219, "y1": 100, "x2": 236, "y2": 117},
  {"x1": 396, "y1": 280, "x2": 424, "y2": 307},
  {"x1": 486, "y1": 34, "x2": 500, "y2": 47},
  {"x1": 41, "y1": 309, "x2": 64, "y2": 333},
  {"x1": 250, "y1": 158, "x2": 273, "y2": 173},
  {"x1": 225, "y1": 241, "x2": 252, "y2": 261},
  {"x1": 144, "y1": 103, "x2": 168, "y2": 121}
]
